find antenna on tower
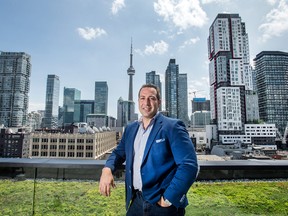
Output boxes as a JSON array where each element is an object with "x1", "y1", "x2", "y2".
[
  {"x1": 130, "y1": 37, "x2": 133, "y2": 68},
  {"x1": 127, "y1": 37, "x2": 135, "y2": 101},
  {"x1": 127, "y1": 37, "x2": 135, "y2": 74}
]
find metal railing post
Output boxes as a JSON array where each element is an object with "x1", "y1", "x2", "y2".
[{"x1": 32, "y1": 167, "x2": 37, "y2": 215}]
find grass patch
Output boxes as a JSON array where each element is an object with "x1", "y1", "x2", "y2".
[{"x1": 0, "y1": 180, "x2": 287, "y2": 215}]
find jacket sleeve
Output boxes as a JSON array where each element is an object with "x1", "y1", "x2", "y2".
[
  {"x1": 104, "y1": 128, "x2": 127, "y2": 173},
  {"x1": 163, "y1": 120, "x2": 199, "y2": 207}
]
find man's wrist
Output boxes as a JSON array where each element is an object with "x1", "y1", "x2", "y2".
[{"x1": 102, "y1": 167, "x2": 112, "y2": 173}]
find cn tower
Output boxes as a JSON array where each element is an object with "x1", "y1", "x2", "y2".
[{"x1": 127, "y1": 39, "x2": 135, "y2": 101}]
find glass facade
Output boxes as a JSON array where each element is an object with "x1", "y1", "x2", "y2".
[
  {"x1": 43, "y1": 74, "x2": 60, "y2": 129},
  {"x1": 178, "y1": 74, "x2": 189, "y2": 126},
  {"x1": 94, "y1": 81, "x2": 108, "y2": 115},
  {"x1": 116, "y1": 97, "x2": 137, "y2": 127},
  {"x1": 146, "y1": 71, "x2": 162, "y2": 111},
  {"x1": 0, "y1": 52, "x2": 31, "y2": 127},
  {"x1": 254, "y1": 51, "x2": 288, "y2": 135},
  {"x1": 74, "y1": 100, "x2": 94, "y2": 122},
  {"x1": 63, "y1": 88, "x2": 81, "y2": 125},
  {"x1": 165, "y1": 59, "x2": 179, "y2": 119}
]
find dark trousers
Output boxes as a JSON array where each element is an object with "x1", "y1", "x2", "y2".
[{"x1": 126, "y1": 190, "x2": 185, "y2": 216}]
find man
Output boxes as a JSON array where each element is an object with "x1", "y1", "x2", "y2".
[{"x1": 99, "y1": 84, "x2": 198, "y2": 216}]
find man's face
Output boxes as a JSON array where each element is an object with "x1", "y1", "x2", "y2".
[{"x1": 138, "y1": 87, "x2": 161, "y2": 120}]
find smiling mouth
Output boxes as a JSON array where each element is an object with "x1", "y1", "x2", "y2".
[{"x1": 142, "y1": 107, "x2": 151, "y2": 111}]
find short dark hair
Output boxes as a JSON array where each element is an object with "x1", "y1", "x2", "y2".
[{"x1": 138, "y1": 84, "x2": 161, "y2": 100}]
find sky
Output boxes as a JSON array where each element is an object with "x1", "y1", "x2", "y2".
[{"x1": 1, "y1": 0, "x2": 288, "y2": 118}]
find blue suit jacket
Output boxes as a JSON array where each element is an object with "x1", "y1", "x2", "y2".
[{"x1": 105, "y1": 113, "x2": 199, "y2": 209}]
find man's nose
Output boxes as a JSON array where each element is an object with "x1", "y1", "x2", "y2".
[{"x1": 144, "y1": 98, "x2": 151, "y2": 105}]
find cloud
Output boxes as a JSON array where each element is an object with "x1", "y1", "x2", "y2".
[
  {"x1": 111, "y1": 0, "x2": 125, "y2": 15},
  {"x1": 258, "y1": 0, "x2": 288, "y2": 42},
  {"x1": 154, "y1": 0, "x2": 208, "y2": 30},
  {"x1": 136, "y1": 40, "x2": 169, "y2": 55},
  {"x1": 201, "y1": 0, "x2": 230, "y2": 3},
  {"x1": 77, "y1": 27, "x2": 107, "y2": 40},
  {"x1": 28, "y1": 102, "x2": 45, "y2": 112},
  {"x1": 266, "y1": 0, "x2": 278, "y2": 5},
  {"x1": 179, "y1": 37, "x2": 200, "y2": 49},
  {"x1": 188, "y1": 76, "x2": 210, "y2": 100}
]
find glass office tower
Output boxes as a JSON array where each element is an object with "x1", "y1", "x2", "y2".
[
  {"x1": 43, "y1": 74, "x2": 60, "y2": 129},
  {"x1": 63, "y1": 87, "x2": 81, "y2": 125},
  {"x1": 94, "y1": 81, "x2": 108, "y2": 115},
  {"x1": 254, "y1": 51, "x2": 288, "y2": 135},
  {"x1": 165, "y1": 59, "x2": 179, "y2": 119},
  {"x1": 146, "y1": 71, "x2": 162, "y2": 111},
  {"x1": 74, "y1": 100, "x2": 94, "y2": 122},
  {"x1": 178, "y1": 73, "x2": 189, "y2": 126}
]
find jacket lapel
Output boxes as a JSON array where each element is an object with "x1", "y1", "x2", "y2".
[
  {"x1": 142, "y1": 114, "x2": 163, "y2": 163},
  {"x1": 126, "y1": 122, "x2": 140, "y2": 169}
]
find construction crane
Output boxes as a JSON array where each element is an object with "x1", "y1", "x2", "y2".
[{"x1": 189, "y1": 90, "x2": 205, "y2": 98}]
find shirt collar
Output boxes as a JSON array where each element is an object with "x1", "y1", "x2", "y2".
[{"x1": 138, "y1": 112, "x2": 159, "y2": 129}]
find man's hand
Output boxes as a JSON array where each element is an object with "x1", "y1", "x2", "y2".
[
  {"x1": 99, "y1": 167, "x2": 116, "y2": 196},
  {"x1": 157, "y1": 196, "x2": 172, "y2": 207}
]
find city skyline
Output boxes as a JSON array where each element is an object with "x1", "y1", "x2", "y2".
[{"x1": 1, "y1": 0, "x2": 288, "y2": 118}]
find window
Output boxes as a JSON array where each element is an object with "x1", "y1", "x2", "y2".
[
  {"x1": 77, "y1": 139, "x2": 84, "y2": 143},
  {"x1": 32, "y1": 145, "x2": 39, "y2": 149},
  {"x1": 50, "y1": 145, "x2": 57, "y2": 150},
  {"x1": 68, "y1": 145, "x2": 75, "y2": 150},
  {"x1": 32, "y1": 151, "x2": 39, "y2": 156},
  {"x1": 51, "y1": 138, "x2": 57, "y2": 143},
  {"x1": 86, "y1": 152, "x2": 93, "y2": 158},
  {"x1": 59, "y1": 145, "x2": 66, "y2": 150},
  {"x1": 77, "y1": 145, "x2": 84, "y2": 150},
  {"x1": 41, "y1": 145, "x2": 48, "y2": 149},
  {"x1": 41, "y1": 152, "x2": 48, "y2": 156},
  {"x1": 68, "y1": 152, "x2": 75, "y2": 157},
  {"x1": 50, "y1": 152, "x2": 56, "y2": 157},
  {"x1": 58, "y1": 152, "x2": 66, "y2": 157},
  {"x1": 86, "y1": 145, "x2": 93, "y2": 150},
  {"x1": 86, "y1": 139, "x2": 93, "y2": 143},
  {"x1": 77, "y1": 152, "x2": 83, "y2": 157},
  {"x1": 33, "y1": 138, "x2": 40, "y2": 142}
]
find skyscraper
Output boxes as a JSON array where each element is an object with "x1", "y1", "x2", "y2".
[
  {"x1": 117, "y1": 97, "x2": 128, "y2": 127},
  {"x1": 94, "y1": 81, "x2": 108, "y2": 115},
  {"x1": 116, "y1": 97, "x2": 138, "y2": 127},
  {"x1": 127, "y1": 40, "x2": 135, "y2": 101},
  {"x1": 63, "y1": 87, "x2": 81, "y2": 125},
  {"x1": 178, "y1": 73, "x2": 189, "y2": 126},
  {"x1": 165, "y1": 59, "x2": 179, "y2": 119},
  {"x1": 0, "y1": 52, "x2": 31, "y2": 127},
  {"x1": 208, "y1": 14, "x2": 252, "y2": 137},
  {"x1": 254, "y1": 51, "x2": 288, "y2": 135},
  {"x1": 146, "y1": 71, "x2": 162, "y2": 110},
  {"x1": 74, "y1": 100, "x2": 95, "y2": 122},
  {"x1": 43, "y1": 74, "x2": 60, "y2": 129}
]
